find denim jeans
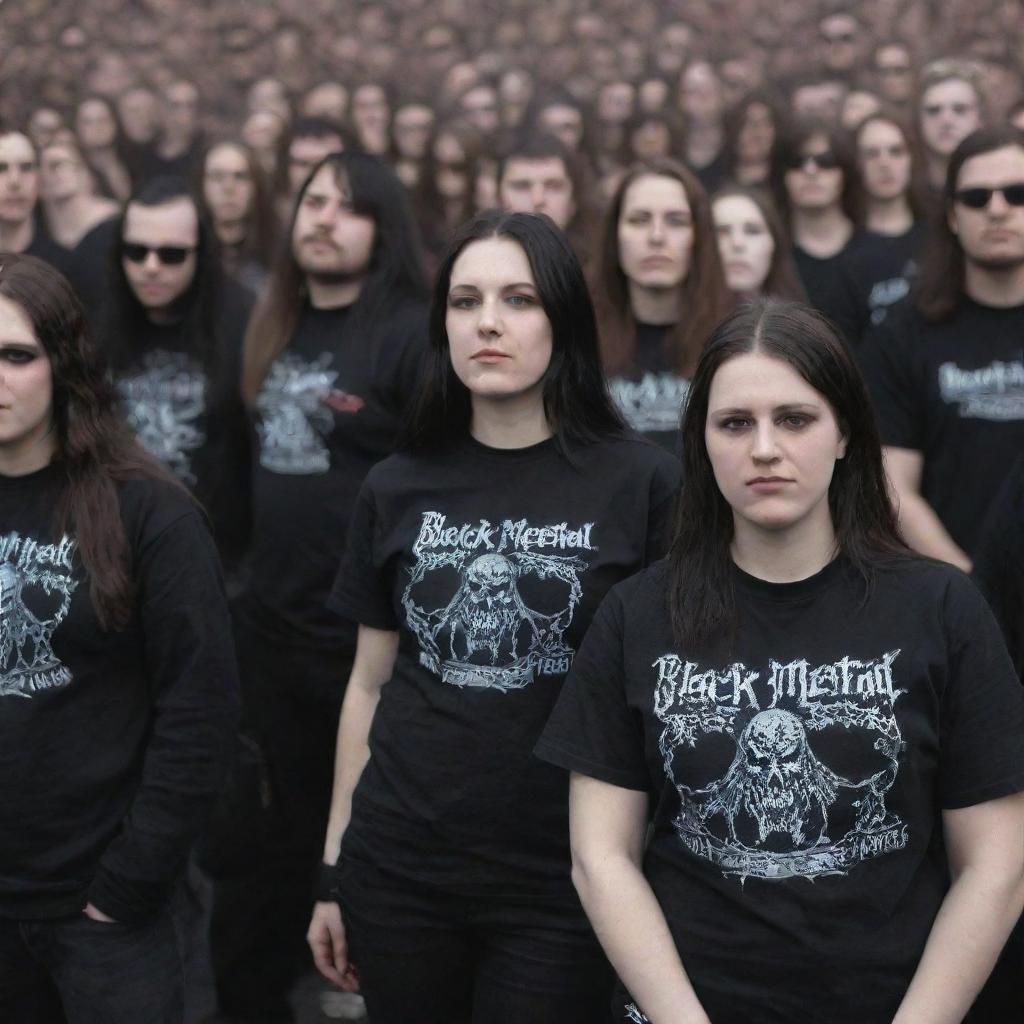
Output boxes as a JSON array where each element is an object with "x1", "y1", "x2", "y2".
[{"x1": 0, "y1": 909, "x2": 183, "y2": 1024}]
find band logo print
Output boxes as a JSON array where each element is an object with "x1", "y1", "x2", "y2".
[
  {"x1": 608, "y1": 372, "x2": 690, "y2": 434},
  {"x1": 0, "y1": 532, "x2": 78, "y2": 698},
  {"x1": 403, "y1": 512, "x2": 595, "y2": 691},
  {"x1": 653, "y1": 649, "x2": 908, "y2": 881}
]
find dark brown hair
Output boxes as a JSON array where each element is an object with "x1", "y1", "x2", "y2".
[
  {"x1": 853, "y1": 110, "x2": 933, "y2": 223},
  {"x1": 594, "y1": 157, "x2": 732, "y2": 377}
]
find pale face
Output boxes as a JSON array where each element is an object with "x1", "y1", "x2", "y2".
[
  {"x1": 538, "y1": 104, "x2": 583, "y2": 151},
  {"x1": 737, "y1": 102, "x2": 775, "y2": 163},
  {"x1": 712, "y1": 195, "x2": 775, "y2": 295},
  {"x1": 920, "y1": 79, "x2": 982, "y2": 158},
  {"x1": 40, "y1": 143, "x2": 86, "y2": 203},
  {"x1": 301, "y1": 83, "x2": 349, "y2": 123},
  {"x1": 203, "y1": 144, "x2": 254, "y2": 225},
  {"x1": 631, "y1": 120, "x2": 672, "y2": 160},
  {"x1": 0, "y1": 134, "x2": 39, "y2": 227},
  {"x1": 784, "y1": 134, "x2": 844, "y2": 212},
  {"x1": 705, "y1": 350, "x2": 846, "y2": 539},
  {"x1": 75, "y1": 99, "x2": 117, "y2": 150},
  {"x1": 461, "y1": 86, "x2": 500, "y2": 136},
  {"x1": 288, "y1": 134, "x2": 344, "y2": 196},
  {"x1": 352, "y1": 85, "x2": 389, "y2": 133},
  {"x1": 292, "y1": 164, "x2": 376, "y2": 281},
  {"x1": 118, "y1": 89, "x2": 159, "y2": 144},
  {"x1": 446, "y1": 237, "x2": 553, "y2": 408},
  {"x1": 949, "y1": 145, "x2": 1024, "y2": 270},
  {"x1": 618, "y1": 174, "x2": 694, "y2": 291},
  {"x1": 28, "y1": 108, "x2": 64, "y2": 150},
  {"x1": 393, "y1": 104, "x2": 434, "y2": 160},
  {"x1": 858, "y1": 120, "x2": 911, "y2": 202},
  {"x1": 499, "y1": 157, "x2": 576, "y2": 230},
  {"x1": 680, "y1": 61, "x2": 723, "y2": 124},
  {"x1": 597, "y1": 82, "x2": 635, "y2": 124},
  {"x1": 0, "y1": 295, "x2": 54, "y2": 463},
  {"x1": 121, "y1": 198, "x2": 199, "y2": 315}
]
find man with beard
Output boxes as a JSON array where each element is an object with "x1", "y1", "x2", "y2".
[
  {"x1": 863, "y1": 127, "x2": 1024, "y2": 572},
  {"x1": 210, "y1": 151, "x2": 428, "y2": 1024}
]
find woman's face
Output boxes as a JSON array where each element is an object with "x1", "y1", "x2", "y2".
[
  {"x1": 0, "y1": 294, "x2": 54, "y2": 464},
  {"x1": 857, "y1": 120, "x2": 911, "y2": 202},
  {"x1": 630, "y1": 120, "x2": 672, "y2": 160},
  {"x1": 434, "y1": 134, "x2": 469, "y2": 200},
  {"x1": 75, "y1": 99, "x2": 116, "y2": 150},
  {"x1": 617, "y1": 174, "x2": 694, "y2": 291},
  {"x1": 737, "y1": 102, "x2": 774, "y2": 163},
  {"x1": 712, "y1": 195, "x2": 775, "y2": 295},
  {"x1": 203, "y1": 144, "x2": 255, "y2": 225},
  {"x1": 705, "y1": 350, "x2": 846, "y2": 539},
  {"x1": 446, "y1": 237, "x2": 553, "y2": 407},
  {"x1": 352, "y1": 85, "x2": 390, "y2": 133}
]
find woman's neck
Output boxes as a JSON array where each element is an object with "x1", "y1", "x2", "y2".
[
  {"x1": 216, "y1": 219, "x2": 246, "y2": 246},
  {"x1": 792, "y1": 206, "x2": 853, "y2": 258},
  {"x1": 730, "y1": 505, "x2": 838, "y2": 584},
  {"x1": 865, "y1": 195, "x2": 913, "y2": 236},
  {"x1": 470, "y1": 392, "x2": 552, "y2": 450},
  {"x1": 628, "y1": 281, "x2": 682, "y2": 326}
]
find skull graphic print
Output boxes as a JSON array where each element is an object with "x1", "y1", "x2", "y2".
[{"x1": 403, "y1": 512, "x2": 595, "y2": 691}]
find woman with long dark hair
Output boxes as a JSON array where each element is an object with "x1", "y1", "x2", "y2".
[
  {"x1": 0, "y1": 254, "x2": 238, "y2": 1022},
  {"x1": 596, "y1": 157, "x2": 731, "y2": 450},
  {"x1": 307, "y1": 211, "x2": 679, "y2": 1024},
  {"x1": 539, "y1": 299, "x2": 1024, "y2": 1024},
  {"x1": 73, "y1": 95, "x2": 133, "y2": 202}
]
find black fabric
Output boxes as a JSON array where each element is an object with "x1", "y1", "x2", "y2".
[
  {"x1": 792, "y1": 232, "x2": 866, "y2": 330},
  {"x1": 974, "y1": 455, "x2": 1024, "y2": 678},
  {"x1": 47, "y1": 217, "x2": 119, "y2": 324},
  {"x1": 108, "y1": 282, "x2": 253, "y2": 570},
  {"x1": 538, "y1": 556, "x2": 1024, "y2": 1024},
  {"x1": 860, "y1": 298, "x2": 1024, "y2": 557},
  {"x1": 606, "y1": 321, "x2": 687, "y2": 453},
  {"x1": 0, "y1": 464, "x2": 240, "y2": 923},
  {"x1": 329, "y1": 434, "x2": 679, "y2": 894},
  {"x1": 235, "y1": 298, "x2": 427, "y2": 661},
  {"x1": 830, "y1": 222, "x2": 926, "y2": 347}
]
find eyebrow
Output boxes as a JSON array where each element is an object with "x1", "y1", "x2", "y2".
[
  {"x1": 449, "y1": 281, "x2": 538, "y2": 292},
  {"x1": 710, "y1": 402, "x2": 820, "y2": 415}
]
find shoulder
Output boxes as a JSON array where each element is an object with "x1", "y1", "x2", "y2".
[
  {"x1": 574, "y1": 434, "x2": 681, "y2": 480},
  {"x1": 873, "y1": 555, "x2": 987, "y2": 623},
  {"x1": 605, "y1": 558, "x2": 672, "y2": 613},
  {"x1": 115, "y1": 472, "x2": 208, "y2": 548}
]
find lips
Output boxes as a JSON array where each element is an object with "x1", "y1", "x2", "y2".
[{"x1": 471, "y1": 349, "x2": 510, "y2": 362}]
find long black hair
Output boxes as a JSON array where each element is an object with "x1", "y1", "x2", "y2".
[
  {"x1": 669, "y1": 299, "x2": 907, "y2": 650},
  {"x1": 243, "y1": 149, "x2": 428, "y2": 403},
  {"x1": 403, "y1": 209, "x2": 626, "y2": 452}
]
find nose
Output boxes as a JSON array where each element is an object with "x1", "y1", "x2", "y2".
[
  {"x1": 477, "y1": 295, "x2": 503, "y2": 336},
  {"x1": 751, "y1": 421, "x2": 780, "y2": 462},
  {"x1": 530, "y1": 183, "x2": 546, "y2": 210},
  {"x1": 987, "y1": 189, "x2": 1011, "y2": 217},
  {"x1": 648, "y1": 216, "x2": 666, "y2": 245},
  {"x1": 142, "y1": 250, "x2": 162, "y2": 272}
]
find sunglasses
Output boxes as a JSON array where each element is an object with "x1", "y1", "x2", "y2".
[
  {"x1": 953, "y1": 183, "x2": 1024, "y2": 209},
  {"x1": 786, "y1": 151, "x2": 840, "y2": 172},
  {"x1": 121, "y1": 242, "x2": 197, "y2": 265}
]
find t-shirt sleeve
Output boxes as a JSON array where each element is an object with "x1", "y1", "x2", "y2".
[
  {"x1": 327, "y1": 477, "x2": 399, "y2": 630},
  {"x1": 938, "y1": 571, "x2": 1024, "y2": 809},
  {"x1": 859, "y1": 307, "x2": 927, "y2": 452},
  {"x1": 535, "y1": 589, "x2": 650, "y2": 791}
]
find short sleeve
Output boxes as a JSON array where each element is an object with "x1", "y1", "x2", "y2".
[
  {"x1": 535, "y1": 588, "x2": 650, "y2": 791},
  {"x1": 327, "y1": 478, "x2": 398, "y2": 630},
  {"x1": 938, "y1": 572, "x2": 1024, "y2": 809},
  {"x1": 859, "y1": 306, "x2": 927, "y2": 452}
]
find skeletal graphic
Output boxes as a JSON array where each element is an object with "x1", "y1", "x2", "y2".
[
  {"x1": 119, "y1": 351, "x2": 206, "y2": 483},
  {"x1": 0, "y1": 535, "x2": 78, "y2": 697},
  {"x1": 257, "y1": 352, "x2": 339, "y2": 474},
  {"x1": 608, "y1": 372, "x2": 690, "y2": 433}
]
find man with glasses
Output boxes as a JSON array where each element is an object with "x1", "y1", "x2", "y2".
[
  {"x1": 817, "y1": 10, "x2": 864, "y2": 77},
  {"x1": 873, "y1": 42, "x2": 916, "y2": 109},
  {"x1": 863, "y1": 127, "x2": 1024, "y2": 573}
]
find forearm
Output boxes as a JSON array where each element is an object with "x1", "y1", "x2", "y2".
[
  {"x1": 893, "y1": 867, "x2": 1024, "y2": 1024},
  {"x1": 321, "y1": 681, "x2": 381, "y2": 864},
  {"x1": 573, "y1": 854, "x2": 711, "y2": 1024},
  {"x1": 895, "y1": 491, "x2": 972, "y2": 571}
]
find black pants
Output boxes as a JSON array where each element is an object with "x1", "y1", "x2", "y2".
[
  {"x1": 337, "y1": 858, "x2": 614, "y2": 1024},
  {"x1": 0, "y1": 910, "x2": 183, "y2": 1024},
  {"x1": 209, "y1": 624, "x2": 350, "y2": 1022}
]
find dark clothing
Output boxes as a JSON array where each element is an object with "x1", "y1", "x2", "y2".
[
  {"x1": 0, "y1": 463, "x2": 240, "y2": 924},
  {"x1": 538, "y1": 556, "x2": 1024, "y2": 1024},
  {"x1": 861, "y1": 297, "x2": 1024, "y2": 557},
  {"x1": 831, "y1": 222, "x2": 926, "y2": 347},
  {"x1": 792, "y1": 232, "x2": 865, "y2": 330},
  {"x1": 606, "y1": 322, "x2": 688, "y2": 453},
  {"x1": 47, "y1": 217, "x2": 119, "y2": 322}
]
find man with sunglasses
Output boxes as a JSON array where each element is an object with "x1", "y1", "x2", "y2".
[{"x1": 863, "y1": 126, "x2": 1024, "y2": 578}]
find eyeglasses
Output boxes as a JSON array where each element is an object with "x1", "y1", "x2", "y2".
[
  {"x1": 121, "y1": 242, "x2": 197, "y2": 265},
  {"x1": 953, "y1": 183, "x2": 1024, "y2": 209},
  {"x1": 786, "y1": 151, "x2": 840, "y2": 171},
  {"x1": 822, "y1": 32, "x2": 855, "y2": 44}
]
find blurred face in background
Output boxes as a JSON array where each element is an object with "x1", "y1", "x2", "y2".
[
  {"x1": 618, "y1": 173, "x2": 694, "y2": 291},
  {"x1": 393, "y1": 104, "x2": 435, "y2": 160},
  {"x1": 874, "y1": 45, "x2": 915, "y2": 104},
  {"x1": 118, "y1": 88, "x2": 160, "y2": 145},
  {"x1": 713, "y1": 193, "x2": 774, "y2": 295},
  {"x1": 737, "y1": 102, "x2": 775, "y2": 164},
  {"x1": 538, "y1": 103, "x2": 583, "y2": 151},
  {"x1": 784, "y1": 134, "x2": 845, "y2": 212},
  {"x1": 75, "y1": 99, "x2": 117, "y2": 150},
  {"x1": 919, "y1": 78, "x2": 982, "y2": 157},
  {"x1": 499, "y1": 156, "x2": 575, "y2": 229},
  {"x1": 0, "y1": 134, "x2": 39, "y2": 227},
  {"x1": 857, "y1": 119, "x2": 911, "y2": 202},
  {"x1": 203, "y1": 144, "x2": 254, "y2": 225}
]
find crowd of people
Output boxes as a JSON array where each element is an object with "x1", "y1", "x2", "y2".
[{"x1": 1, "y1": 2, "x2": 1024, "y2": 1023}]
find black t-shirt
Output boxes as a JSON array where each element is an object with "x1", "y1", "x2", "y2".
[
  {"x1": 236, "y1": 299, "x2": 427, "y2": 660},
  {"x1": 606, "y1": 322, "x2": 688, "y2": 453},
  {"x1": 792, "y1": 232, "x2": 865, "y2": 330},
  {"x1": 538, "y1": 556, "x2": 1024, "y2": 1024},
  {"x1": 861, "y1": 298, "x2": 1024, "y2": 557},
  {"x1": 830, "y1": 222, "x2": 926, "y2": 347},
  {"x1": 0, "y1": 463, "x2": 239, "y2": 923},
  {"x1": 111, "y1": 285, "x2": 253, "y2": 567},
  {"x1": 51, "y1": 216, "x2": 119, "y2": 322},
  {"x1": 974, "y1": 455, "x2": 1024, "y2": 678},
  {"x1": 328, "y1": 434, "x2": 680, "y2": 892}
]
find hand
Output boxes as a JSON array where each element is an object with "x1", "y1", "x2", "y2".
[
  {"x1": 83, "y1": 902, "x2": 117, "y2": 923},
  {"x1": 308, "y1": 900, "x2": 359, "y2": 991}
]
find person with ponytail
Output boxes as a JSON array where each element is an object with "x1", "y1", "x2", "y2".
[{"x1": 0, "y1": 254, "x2": 238, "y2": 1022}]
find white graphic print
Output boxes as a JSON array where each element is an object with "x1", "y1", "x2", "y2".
[
  {"x1": 257, "y1": 352, "x2": 364, "y2": 474},
  {"x1": 608, "y1": 372, "x2": 690, "y2": 434},
  {"x1": 403, "y1": 513, "x2": 595, "y2": 691},
  {"x1": 868, "y1": 258, "x2": 916, "y2": 326},
  {"x1": 119, "y1": 351, "x2": 206, "y2": 484},
  {"x1": 654, "y1": 650, "x2": 907, "y2": 881},
  {"x1": 0, "y1": 532, "x2": 78, "y2": 697},
  {"x1": 938, "y1": 355, "x2": 1024, "y2": 421},
  {"x1": 624, "y1": 1006, "x2": 650, "y2": 1023}
]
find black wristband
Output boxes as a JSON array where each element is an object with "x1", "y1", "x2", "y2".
[{"x1": 314, "y1": 860, "x2": 341, "y2": 903}]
